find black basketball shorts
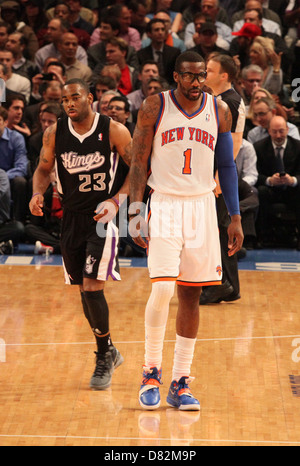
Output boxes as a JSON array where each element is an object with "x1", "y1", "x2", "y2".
[{"x1": 60, "y1": 209, "x2": 120, "y2": 285}]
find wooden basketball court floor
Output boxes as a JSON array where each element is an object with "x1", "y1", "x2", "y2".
[{"x1": 1, "y1": 258, "x2": 300, "y2": 447}]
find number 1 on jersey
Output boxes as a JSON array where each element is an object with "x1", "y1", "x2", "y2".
[{"x1": 182, "y1": 149, "x2": 192, "y2": 175}]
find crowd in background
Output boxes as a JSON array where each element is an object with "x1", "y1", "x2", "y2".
[{"x1": 0, "y1": 0, "x2": 300, "y2": 257}]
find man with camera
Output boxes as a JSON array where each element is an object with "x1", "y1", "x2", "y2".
[{"x1": 31, "y1": 60, "x2": 66, "y2": 103}]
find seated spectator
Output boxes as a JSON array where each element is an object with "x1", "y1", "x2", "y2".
[
  {"x1": 98, "y1": 89, "x2": 120, "y2": 116},
  {"x1": 245, "y1": 86, "x2": 295, "y2": 137},
  {"x1": 185, "y1": 11, "x2": 232, "y2": 51},
  {"x1": 230, "y1": 22, "x2": 262, "y2": 70},
  {"x1": 248, "y1": 97, "x2": 300, "y2": 144},
  {"x1": 230, "y1": 9, "x2": 292, "y2": 74},
  {"x1": 103, "y1": 4, "x2": 141, "y2": 51},
  {"x1": 19, "y1": 0, "x2": 49, "y2": 42},
  {"x1": 27, "y1": 102, "x2": 63, "y2": 173},
  {"x1": 0, "y1": 168, "x2": 24, "y2": 254},
  {"x1": 0, "y1": 0, "x2": 39, "y2": 61},
  {"x1": 34, "y1": 18, "x2": 87, "y2": 72},
  {"x1": 39, "y1": 1, "x2": 91, "y2": 50},
  {"x1": 137, "y1": 18, "x2": 181, "y2": 86},
  {"x1": 107, "y1": 95, "x2": 135, "y2": 136},
  {"x1": 236, "y1": 138, "x2": 259, "y2": 188},
  {"x1": 0, "y1": 21, "x2": 11, "y2": 51},
  {"x1": 0, "y1": 49, "x2": 31, "y2": 103},
  {"x1": 238, "y1": 63, "x2": 264, "y2": 106},
  {"x1": 0, "y1": 106, "x2": 28, "y2": 223},
  {"x1": 105, "y1": 37, "x2": 139, "y2": 96},
  {"x1": 146, "y1": 0, "x2": 183, "y2": 35},
  {"x1": 254, "y1": 115, "x2": 300, "y2": 249},
  {"x1": 128, "y1": 0, "x2": 148, "y2": 37},
  {"x1": 46, "y1": 0, "x2": 97, "y2": 26},
  {"x1": 31, "y1": 60, "x2": 66, "y2": 105},
  {"x1": 25, "y1": 170, "x2": 62, "y2": 255},
  {"x1": 182, "y1": 0, "x2": 231, "y2": 32},
  {"x1": 190, "y1": 22, "x2": 230, "y2": 61},
  {"x1": 2, "y1": 93, "x2": 31, "y2": 141},
  {"x1": 61, "y1": 0, "x2": 94, "y2": 35},
  {"x1": 147, "y1": 75, "x2": 169, "y2": 95},
  {"x1": 24, "y1": 80, "x2": 63, "y2": 131},
  {"x1": 91, "y1": 75, "x2": 117, "y2": 113},
  {"x1": 58, "y1": 32, "x2": 92, "y2": 83},
  {"x1": 232, "y1": 0, "x2": 282, "y2": 36},
  {"x1": 87, "y1": 15, "x2": 139, "y2": 80},
  {"x1": 142, "y1": 10, "x2": 186, "y2": 52},
  {"x1": 6, "y1": 31, "x2": 39, "y2": 81},
  {"x1": 236, "y1": 139, "x2": 259, "y2": 248},
  {"x1": 127, "y1": 60, "x2": 159, "y2": 114},
  {"x1": 248, "y1": 36, "x2": 283, "y2": 95}
]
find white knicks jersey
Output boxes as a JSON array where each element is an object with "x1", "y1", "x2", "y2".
[{"x1": 148, "y1": 90, "x2": 219, "y2": 196}]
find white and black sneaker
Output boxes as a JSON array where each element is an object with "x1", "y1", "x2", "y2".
[{"x1": 90, "y1": 347, "x2": 124, "y2": 390}]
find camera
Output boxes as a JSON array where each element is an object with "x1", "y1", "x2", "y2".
[{"x1": 41, "y1": 73, "x2": 55, "y2": 81}]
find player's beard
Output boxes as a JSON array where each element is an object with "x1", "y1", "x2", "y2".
[{"x1": 180, "y1": 85, "x2": 202, "y2": 101}]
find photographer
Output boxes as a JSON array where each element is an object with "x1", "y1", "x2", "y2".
[{"x1": 31, "y1": 60, "x2": 66, "y2": 103}]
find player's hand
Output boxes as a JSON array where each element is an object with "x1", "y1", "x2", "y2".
[
  {"x1": 94, "y1": 199, "x2": 118, "y2": 223},
  {"x1": 128, "y1": 214, "x2": 149, "y2": 249},
  {"x1": 227, "y1": 215, "x2": 244, "y2": 257},
  {"x1": 29, "y1": 194, "x2": 44, "y2": 216}
]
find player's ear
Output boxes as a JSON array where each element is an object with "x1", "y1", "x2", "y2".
[
  {"x1": 88, "y1": 92, "x2": 94, "y2": 104},
  {"x1": 173, "y1": 71, "x2": 179, "y2": 84}
]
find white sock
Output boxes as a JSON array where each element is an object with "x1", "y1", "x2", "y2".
[
  {"x1": 144, "y1": 281, "x2": 175, "y2": 369},
  {"x1": 172, "y1": 334, "x2": 197, "y2": 381},
  {"x1": 145, "y1": 325, "x2": 166, "y2": 369}
]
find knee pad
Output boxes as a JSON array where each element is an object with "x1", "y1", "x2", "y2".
[{"x1": 145, "y1": 281, "x2": 175, "y2": 327}]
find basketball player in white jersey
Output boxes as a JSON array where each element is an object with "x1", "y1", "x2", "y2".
[{"x1": 129, "y1": 51, "x2": 243, "y2": 410}]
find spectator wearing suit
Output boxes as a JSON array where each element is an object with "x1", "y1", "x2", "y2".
[
  {"x1": 137, "y1": 18, "x2": 181, "y2": 86},
  {"x1": 254, "y1": 115, "x2": 300, "y2": 249}
]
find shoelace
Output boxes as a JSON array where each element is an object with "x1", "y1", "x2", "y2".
[
  {"x1": 93, "y1": 352, "x2": 111, "y2": 377},
  {"x1": 142, "y1": 368, "x2": 162, "y2": 386},
  {"x1": 176, "y1": 377, "x2": 195, "y2": 396}
]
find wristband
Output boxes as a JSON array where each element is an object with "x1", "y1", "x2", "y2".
[
  {"x1": 32, "y1": 192, "x2": 42, "y2": 199},
  {"x1": 111, "y1": 196, "x2": 120, "y2": 207}
]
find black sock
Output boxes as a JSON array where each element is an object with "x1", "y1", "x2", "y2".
[{"x1": 83, "y1": 290, "x2": 112, "y2": 355}]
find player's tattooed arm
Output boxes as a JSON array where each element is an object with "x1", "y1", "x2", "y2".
[
  {"x1": 129, "y1": 95, "x2": 161, "y2": 209},
  {"x1": 217, "y1": 99, "x2": 232, "y2": 134},
  {"x1": 31, "y1": 123, "x2": 57, "y2": 203},
  {"x1": 39, "y1": 123, "x2": 57, "y2": 168}
]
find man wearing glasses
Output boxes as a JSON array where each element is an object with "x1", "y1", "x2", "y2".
[{"x1": 129, "y1": 51, "x2": 243, "y2": 411}]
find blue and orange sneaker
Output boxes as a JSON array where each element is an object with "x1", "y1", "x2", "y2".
[
  {"x1": 139, "y1": 367, "x2": 162, "y2": 410},
  {"x1": 167, "y1": 377, "x2": 200, "y2": 411}
]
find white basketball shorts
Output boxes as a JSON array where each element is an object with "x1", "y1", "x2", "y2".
[{"x1": 147, "y1": 190, "x2": 222, "y2": 286}]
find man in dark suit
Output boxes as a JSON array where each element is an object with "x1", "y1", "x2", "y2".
[
  {"x1": 137, "y1": 19, "x2": 181, "y2": 86},
  {"x1": 254, "y1": 115, "x2": 300, "y2": 249}
]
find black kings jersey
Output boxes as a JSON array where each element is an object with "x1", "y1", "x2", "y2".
[{"x1": 55, "y1": 113, "x2": 127, "y2": 213}]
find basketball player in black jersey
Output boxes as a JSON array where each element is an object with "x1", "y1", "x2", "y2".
[{"x1": 29, "y1": 78, "x2": 132, "y2": 390}]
